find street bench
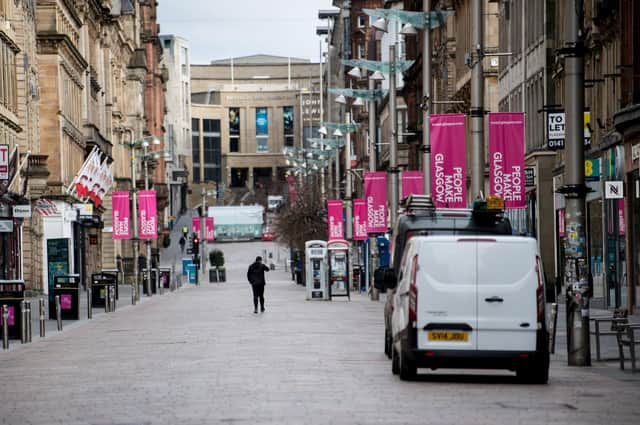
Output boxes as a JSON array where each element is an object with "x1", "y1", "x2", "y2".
[
  {"x1": 617, "y1": 323, "x2": 640, "y2": 372},
  {"x1": 590, "y1": 309, "x2": 628, "y2": 361}
]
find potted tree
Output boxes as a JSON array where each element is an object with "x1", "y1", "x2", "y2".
[{"x1": 209, "y1": 250, "x2": 226, "y2": 282}]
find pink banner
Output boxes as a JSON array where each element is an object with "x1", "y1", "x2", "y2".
[
  {"x1": 192, "y1": 217, "x2": 201, "y2": 235},
  {"x1": 430, "y1": 114, "x2": 467, "y2": 208},
  {"x1": 489, "y1": 112, "x2": 525, "y2": 208},
  {"x1": 364, "y1": 172, "x2": 387, "y2": 233},
  {"x1": 111, "y1": 191, "x2": 131, "y2": 240},
  {"x1": 327, "y1": 200, "x2": 344, "y2": 241},
  {"x1": 138, "y1": 190, "x2": 158, "y2": 240},
  {"x1": 205, "y1": 217, "x2": 215, "y2": 241},
  {"x1": 402, "y1": 171, "x2": 424, "y2": 199},
  {"x1": 558, "y1": 209, "x2": 565, "y2": 238},
  {"x1": 618, "y1": 199, "x2": 625, "y2": 236},
  {"x1": 287, "y1": 175, "x2": 297, "y2": 207},
  {"x1": 353, "y1": 199, "x2": 368, "y2": 241}
]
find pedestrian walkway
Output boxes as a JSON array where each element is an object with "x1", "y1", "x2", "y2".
[{"x1": 2, "y1": 242, "x2": 640, "y2": 425}]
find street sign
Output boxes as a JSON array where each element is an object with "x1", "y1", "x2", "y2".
[
  {"x1": 0, "y1": 220, "x2": 13, "y2": 232},
  {"x1": 74, "y1": 203, "x2": 93, "y2": 217},
  {"x1": 12, "y1": 205, "x2": 32, "y2": 218},
  {"x1": 604, "y1": 181, "x2": 624, "y2": 199},
  {"x1": 0, "y1": 145, "x2": 8, "y2": 180},
  {"x1": 524, "y1": 167, "x2": 535, "y2": 187},
  {"x1": 547, "y1": 113, "x2": 565, "y2": 150},
  {"x1": 584, "y1": 112, "x2": 591, "y2": 147}
]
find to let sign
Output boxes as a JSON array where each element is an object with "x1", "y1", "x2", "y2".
[
  {"x1": 547, "y1": 113, "x2": 565, "y2": 150},
  {"x1": 0, "y1": 145, "x2": 8, "y2": 180}
]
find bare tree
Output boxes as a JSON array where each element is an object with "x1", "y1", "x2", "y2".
[{"x1": 273, "y1": 176, "x2": 327, "y2": 253}]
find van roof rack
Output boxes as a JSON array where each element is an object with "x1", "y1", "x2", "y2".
[{"x1": 401, "y1": 195, "x2": 436, "y2": 214}]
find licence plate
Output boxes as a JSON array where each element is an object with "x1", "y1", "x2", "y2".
[{"x1": 428, "y1": 331, "x2": 468, "y2": 342}]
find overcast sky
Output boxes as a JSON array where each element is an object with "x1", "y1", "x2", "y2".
[{"x1": 157, "y1": 0, "x2": 336, "y2": 64}]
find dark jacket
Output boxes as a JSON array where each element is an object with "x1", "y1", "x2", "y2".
[{"x1": 247, "y1": 261, "x2": 269, "y2": 285}]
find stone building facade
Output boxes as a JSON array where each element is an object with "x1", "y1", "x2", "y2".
[{"x1": 189, "y1": 55, "x2": 320, "y2": 208}]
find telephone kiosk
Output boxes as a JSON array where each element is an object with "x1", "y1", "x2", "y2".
[
  {"x1": 327, "y1": 239, "x2": 350, "y2": 300},
  {"x1": 305, "y1": 240, "x2": 328, "y2": 300}
]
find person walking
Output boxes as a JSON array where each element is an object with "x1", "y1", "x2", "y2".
[
  {"x1": 247, "y1": 256, "x2": 269, "y2": 313},
  {"x1": 179, "y1": 236, "x2": 186, "y2": 253}
]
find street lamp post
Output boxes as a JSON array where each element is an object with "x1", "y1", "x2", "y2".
[
  {"x1": 422, "y1": 0, "x2": 432, "y2": 199},
  {"x1": 126, "y1": 131, "x2": 140, "y2": 304},
  {"x1": 143, "y1": 143, "x2": 152, "y2": 297},
  {"x1": 470, "y1": 0, "x2": 485, "y2": 200},
  {"x1": 389, "y1": 44, "x2": 399, "y2": 229}
]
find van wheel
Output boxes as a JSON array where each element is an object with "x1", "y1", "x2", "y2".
[
  {"x1": 399, "y1": 348, "x2": 417, "y2": 381},
  {"x1": 391, "y1": 347, "x2": 400, "y2": 375},
  {"x1": 384, "y1": 329, "x2": 392, "y2": 359},
  {"x1": 516, "y1": 360, "x2": 549, "y2": 384}
]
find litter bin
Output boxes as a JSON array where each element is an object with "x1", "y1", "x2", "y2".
[
  {"x1": 142, "y1": 269, "x2": 158, "y2": 295},
  {"x1": 101, "y1": 269, "x2": 120, "y2": 300},
  {"x1": 51, "y1": 275, "x2": 80, "y2": 320},
  {"x1": 0, "y1": 280, "x2": 25, "y2": 339},
  {"x1": 159, "y1": 267, "x2": 171, "y2": 289},
  {"x1": 91, "y1": 272, "x2": 117, "y2": 308}
]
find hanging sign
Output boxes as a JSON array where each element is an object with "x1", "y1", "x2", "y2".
[
  {"x1": 12, "y1": 205, "x2": 32, "y2": 218},
  {"x1": 547, "y1": 112, "x2": 565, "y2": 150},
  {"x1": 364, "y1": 172, "x2": 387, "y2": 233},
  {"x1": 604, "y1": 181, "x2": 623, "y2": 199},
  {"x1": 430, "y1": 114, "x2": 467, "y2": 208},
  {"x1": 138, "y1": 190, "x2": 158, "y2": 239},
  {"x1": 0, "y1": 220, "x2": 13, "y2": 232},
  {"x1": 353, "y1": 199, "x2": 368, "y2": 241},
  {"x1": 489, "y1": 112, "x2": 526, "y2": 209},
  {"x1": 192, "y1": 216, "x2": 201, "y2": 234},
  {"x1": 112, "y1": 191, "x2": 131, "y2": 240},
  {"x1": 401, "y1": 171, "x2": 424, "y2": 199},
  {"x1": 205, "y1": 217, "x2": 215, "y2": 241},
  {"x1": 327, "y1": 200, "x2": 344, "y2": 241},
  {"x1": 524, "y1": 167, "x2": 535, "y2": 188}
]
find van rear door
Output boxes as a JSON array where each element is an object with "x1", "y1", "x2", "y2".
[
  {"x1": 476, "y1": 237, "x2": 538, "y2": 351},
  {"x1": 416, "y1": 237, "x2": 478, "y2": 351}
]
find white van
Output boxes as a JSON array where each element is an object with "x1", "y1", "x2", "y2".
[{"x1": 388, "y1": 235, "x2": 549, "y2": 383}]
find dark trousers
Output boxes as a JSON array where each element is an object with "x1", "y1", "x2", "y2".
[{"x1": 251, "y1": 284, "x2": 265, "y2": 310}]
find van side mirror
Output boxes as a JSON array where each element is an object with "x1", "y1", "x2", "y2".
[{"x1": 384, "y1": 269, "x2": 397, "y2": 290}]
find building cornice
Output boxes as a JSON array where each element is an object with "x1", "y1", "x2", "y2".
[{"x1": 37, "y1": 32, "x2": 89, "y2": 72}]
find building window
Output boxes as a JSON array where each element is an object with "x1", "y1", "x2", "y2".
[
  {"x1": 192, "y1": 118, "x2": 200, "y2": 182},
  {"x1": 229, "y1": 107, "x2": 240, "y2": 152},
  {"x1": 256, "y1": 107, "x2": 269, "y2": 153},
  {"x1": 0, "y1": 39, "x2": 17, "y2": 113},
  {"x1": 357, "y1": 43, "x2": 365, "y2": 59},
  {"x1": 283, "y1": 106, "x2": 294, "y2": 147},
  {"x1": 357, "y1": 15, "x2": 367, "y2": 28},
  {"x1": 202, "y1": 119, "x2": 221, "y2": 183}
]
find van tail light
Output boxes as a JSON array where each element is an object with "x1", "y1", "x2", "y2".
[
  {"x1": 409, "y1": 254, "x2": 419, "y2": 323},
  {"x1": 535, "y1": 256, "x2": 545, "y2": 324}
]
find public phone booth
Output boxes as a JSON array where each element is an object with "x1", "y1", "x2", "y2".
[
  {"x1": 305, "y1": 240, "x2": 328, "y2": 300},
  {"x1": 327, "y1": 240, "x2": 350, "y2": 300}
]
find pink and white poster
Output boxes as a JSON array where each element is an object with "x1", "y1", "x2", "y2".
[
  {"x1": 364, "y1": 172, "x2": 387, "y2": 233},
  {"x1": 401, "y1": 171, "x2": 424, "y2": 199},
  {"x1": 192, "y1": 217, "x2": 201, "y2": 235},
  {"x1": 618, "y1": 199, "x2": 626, "y2": 236},
  {"x1": 353, "y1": 199, "x2": 368, "y2": 241},
  {"x1": 327, "y1": 200, "x2": 344, "y2": 241},
  {"x1": 112, "y1": 191, "x2": 131, "y2": 240},
  {"x1": 430, "y1": 114, "x2": 467, "y2": 208},
  {"x1": 138, "y1": 190, "x2": 158, "y2": 239},
  {"x1": 205, "y1": 217, "x2": 215, "y2": 241},
  {"x1": 60, "y1": 294, "x2": 72, "y2": 310},
  {"x1": 558, "y1": 209, "x2": 565, "y2": 238},
  {"x1": 489, "y1": 112, "x2": 525, "y2": 208}
]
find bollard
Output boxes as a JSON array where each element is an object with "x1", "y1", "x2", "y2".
[
  {"x1": 109, "y1": 285, "x2": 116, "y2": 312},
  {"x1": 2, "y1": 304, "x2": 8, "y2": 350},
  {"x1": 131, "y1": 282, "x2": 136, "y2": 306},
  {"x1": 55, "y1": 295, "x2": 62, "y2": 331},
  {"x1": 39, "y1": 299, "x2": 45, "y2": 338},
  {"x1": 25, "y1": 301, "x2": 32, "y2": 343},
  {"x1": 105, "y1": 285, "x2": 111, "y2": 313},
  {"x1": 87, "y1": 284, "x2": 92, "y2": 319},
  {"x1": 550, "y1": 302, "x2": 558, "y2": 354},
  {"x1": 20, "y1": 300, "x2": 27, "y2": 344}
]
